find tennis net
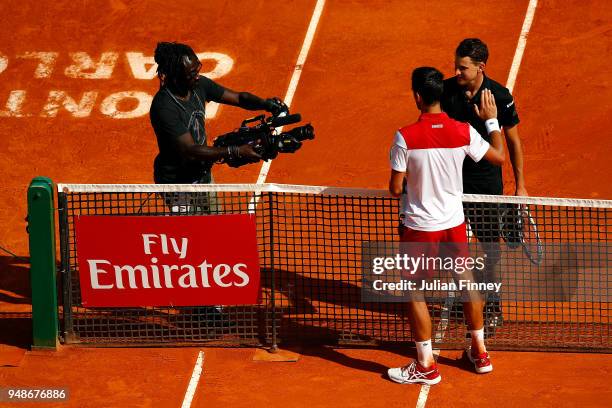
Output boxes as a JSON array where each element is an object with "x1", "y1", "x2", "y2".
[{"x1": 56, "y1": 183, "x2": 611, "y2": 351}]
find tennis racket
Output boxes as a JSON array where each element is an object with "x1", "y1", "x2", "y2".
[{"x1": 500, "y1": 204, "x2": 543, "y2": 265}]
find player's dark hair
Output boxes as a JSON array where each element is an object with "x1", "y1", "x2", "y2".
[
  {"x1": 411, "y1": 67, "x2": 444, "y2": 105},
  {"x1": 154, "y1": 42, "x2": 198, "y2": 84},
  {"x1": 456, "y1": 38, "x2": 489, "y2": 64}
]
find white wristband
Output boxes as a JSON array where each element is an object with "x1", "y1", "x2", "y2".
[{"x1": 485, "y1": 118, "x2": 500, "y2": 135}]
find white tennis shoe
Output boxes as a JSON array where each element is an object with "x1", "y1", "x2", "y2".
[
  {"x1": 466, "y1": 346, "x2": 494, "y2": 374},
  {"x1": 387, "y1": 360, "x2": 441, "y2": 385}
]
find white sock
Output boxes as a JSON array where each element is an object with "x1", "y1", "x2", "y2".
[
  {"x1": 470, "y1": 328, "x2": 486, "y2": 353},
  {"x1": 415, "y1": 339, "x2": 434, "y2": 367}
]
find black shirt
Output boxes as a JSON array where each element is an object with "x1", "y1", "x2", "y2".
[
  {"x1": 441, "y1": 75, "x2": 519, "y2": 194},
  {"x1": 150, "y1": 76, "x2": 225, "y2": 184}
]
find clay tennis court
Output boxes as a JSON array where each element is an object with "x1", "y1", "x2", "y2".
[{"x1": 1, "y1": 0, "x2": 611, "y2": 406}]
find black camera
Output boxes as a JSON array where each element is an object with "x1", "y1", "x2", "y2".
[{"x1": 213, "y1": 113, "x2": 315, "y2": 168}]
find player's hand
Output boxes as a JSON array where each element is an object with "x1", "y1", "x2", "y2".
[
  {"x1": 515, "y1": 186, "x2": 528, "y2": 196},
  {"x1": 473, "y1": 89, "x2": 497, "y2": 121},
  {"x1": 238, "y1": 144, "x2": 262, "y2": 163},
  {"x1": 265, "y1": 97, "x2": 288, "y2": 115}
]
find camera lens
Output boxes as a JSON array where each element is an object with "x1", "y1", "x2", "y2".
[{"x1": 283, "y1": 124, "x2": 314, "y2": 142}]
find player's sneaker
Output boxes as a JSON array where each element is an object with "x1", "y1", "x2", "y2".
[
  {"x1": 466, "y1": 346, "x2": 493, "y2": 374},
  {"x1": 387, "y1": 360, "x2": 441, "y2": 385}
]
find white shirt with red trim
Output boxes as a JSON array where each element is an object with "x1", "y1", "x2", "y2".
[{"x1": 390, "y1": 112, "x2": 490, "y2": 231}]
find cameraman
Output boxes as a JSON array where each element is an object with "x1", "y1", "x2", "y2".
[{"x1": 150, "y1": 41, "x2": 286, "y2": 212}]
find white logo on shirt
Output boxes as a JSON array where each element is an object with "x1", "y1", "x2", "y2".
[{"x1": 432, "y1": 124, "x2": 443, "y2": 129}]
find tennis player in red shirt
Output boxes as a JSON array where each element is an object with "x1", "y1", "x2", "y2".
[{"x1": 387, "y1": 67, "x2": 505, "y2": 385}]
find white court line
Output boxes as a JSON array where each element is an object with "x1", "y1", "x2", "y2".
[
  {"x1": 416, "y1": 2, "x2": 538, "y2": 407},
  {"x1": 506, "y1": 0, "x2": 538, "y2": 93},
  {"x1": 416, "y1": 385, "x2": 431, "y2": 408},
  {"x1": 415, "y1": 295, "x2": 453, "y2": 408},
  {"x1": 246, "y1": 0, "x2": 326, "y2": 213},
  {"x1": 255, "y1": 0, "x2": 326, "y2": 186},
  {"x1": 181, "y1": 351, "x2": 204, "y2": 408}
]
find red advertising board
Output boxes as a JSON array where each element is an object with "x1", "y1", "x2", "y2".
[{"x1": 74, "y1": 214, "x2": 261, "y2": 307}]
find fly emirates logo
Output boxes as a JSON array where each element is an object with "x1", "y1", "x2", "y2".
[
  {"x1": 87, "y1": 234, "x2": 250, "y2": 290},
  {"x1": 75, "y1": 214, "x2": 261, "y2": 307}
]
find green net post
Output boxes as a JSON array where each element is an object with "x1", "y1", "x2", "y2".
[{"x1": 27, "y1": 176, "x2": 59, "y2": 349}]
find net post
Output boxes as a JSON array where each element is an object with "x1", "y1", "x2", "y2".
[
  {"x1": 268, "y1": 191, "x2": 278, "y2": 352},
  {"x1": 27, "y1": 176, "x2": 59, "y2": 349},
  {"x1": 57, "y1": 191, "x2": 74, "y2": 342}
]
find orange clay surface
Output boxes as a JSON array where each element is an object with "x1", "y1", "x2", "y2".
[
  {"x1": 1, "y1": 0, "x2": 611, "y2": 407},
  {"x1": 1, "y1": 347, "x2": 611, "y2": 407}
]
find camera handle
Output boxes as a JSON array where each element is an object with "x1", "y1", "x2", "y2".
[{"x1": 240, "y1": 115, "x2": 266, "y2": 127}]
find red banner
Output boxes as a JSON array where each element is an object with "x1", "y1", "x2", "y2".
[{"x1": 74, "y1": 214, "x2": 261, "y2": 307}]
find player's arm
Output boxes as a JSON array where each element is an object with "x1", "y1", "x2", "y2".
[
  {"x1": 482, "y1": 130, "x2": 504, "y2": 165},
  {"x1": 388, "y1": 131, "x2": 408, "y2": 197},
  {"x1": 504, "y1": 125, "x2": 527, "y2": 195},
  {"x1": 218, "y1": 88, "x2": 288, "y2": 115},
  {"x1": 389, "y1": 170, "x2": 405, "y2": 197},
  {"x1": 474, "y1": 89, "x2": 505, "y2": 165},
  {"x1": 175, "y1": 131, "x2": 261, "y2": 163},
  {"x1": 195, "y1": 75, "x2": 287, "y2": 114}
]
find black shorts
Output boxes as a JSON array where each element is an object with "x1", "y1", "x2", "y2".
[
  {"x1": 160, "y1": 190, "x2": 222, "y2": 215},
  {"x1": 463, "y1": 202, "x2": 521, "y2": 244},
  {"x1": 463, "y1": 202, "x2": 503, "y2": 243},
  {"x1": 158, "y1": 175, "x2": 222, "y2": 215}
]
